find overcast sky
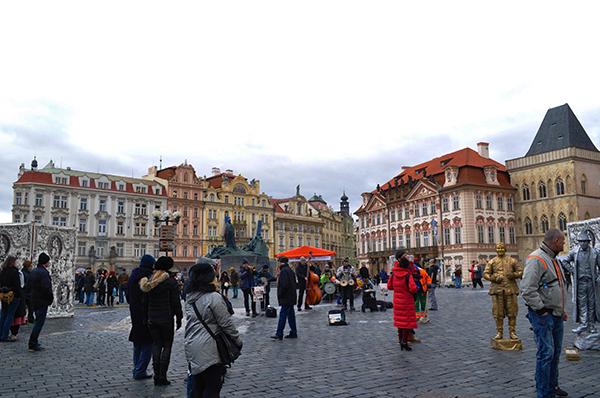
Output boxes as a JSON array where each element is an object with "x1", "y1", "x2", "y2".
[{"x1": 1, "y1": 1, "x2": 600, "y2": 222}]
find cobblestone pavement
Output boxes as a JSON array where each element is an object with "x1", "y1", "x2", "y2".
[{"x1": 1, "y1": 286, "x2": 599, "y2": 398}]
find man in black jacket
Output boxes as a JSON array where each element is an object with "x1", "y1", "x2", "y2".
[
  {"x1": 295, "y1": 258, "x2": 310, "y2": 311},
  {"x1": 28, "y1": 253, "x2": 53, "y2": 352},
  {"x1": 271, "y1": 257, "x2": 298, "y2": 340}
]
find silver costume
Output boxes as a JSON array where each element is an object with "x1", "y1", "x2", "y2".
[{"x1": 561, "y1": 231, "x2": 600, "y2": 334}]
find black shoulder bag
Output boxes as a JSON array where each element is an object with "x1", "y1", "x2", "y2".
[{"x1": 192, "y1": 300, "x2": 242, "y2": 367}]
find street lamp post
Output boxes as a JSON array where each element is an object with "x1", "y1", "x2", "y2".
[{"x1": 152, "y1": 210, "x2": 181, "y2": 255}]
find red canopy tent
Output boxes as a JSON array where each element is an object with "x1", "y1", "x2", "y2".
[{"x1": 275, "y1": 246, "x2": 336, "y2": 262}]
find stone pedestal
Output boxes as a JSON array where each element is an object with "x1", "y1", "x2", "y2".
[
  {"x1": 491, "y1": 338, "x2": 523, "y2": 351},
  {"x1": 574, "y1": 332, "x2": 600, "y2": 350}
]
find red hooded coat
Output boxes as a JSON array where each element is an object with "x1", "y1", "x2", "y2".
[{"x1": 387, "y1": 263, "x2": 418, "y2": 329}]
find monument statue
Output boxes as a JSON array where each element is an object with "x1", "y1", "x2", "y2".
[
  {"x1": 561, "y1": 230, "x2": 600, "y2": 334},
  {"x1": 483, "y1": 242, "x2": 523, "y2": 350},
  {"x1": 223, "y1": 215, "x2": 236, "y2": 249}
]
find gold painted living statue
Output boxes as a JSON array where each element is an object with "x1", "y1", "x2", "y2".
[{"x1": 484, "y1": 242, "x2": 524, "y2": 350}]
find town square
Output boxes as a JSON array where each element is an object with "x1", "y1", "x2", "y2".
[{"x1": 2, "y1": 2, "x2": 600, "y2": 398}]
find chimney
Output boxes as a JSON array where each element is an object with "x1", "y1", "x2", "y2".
[
  {"x1": 477, "y1": 142, "x2": 489, "y2": 158},
  {"x1": 225, "y1": 169, "x2": 233, "y2": 174},
  {"x1": 147, "y1": 166, "x2": 157, "y2": 177},
  {"x1": 211, "y1": 167, "x2": 221, "y2": 176}
]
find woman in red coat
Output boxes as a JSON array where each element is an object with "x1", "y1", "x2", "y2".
[{"x1": 387, "y1": 251, "x2": 418, "y2": 351}]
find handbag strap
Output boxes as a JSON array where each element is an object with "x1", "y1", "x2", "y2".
[{"x1": 191, "y1": 301, "x2": 219, "y2": 341}]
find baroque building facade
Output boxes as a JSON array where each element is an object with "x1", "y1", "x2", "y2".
[
  {"x1": 145, "y1": 164, "x2": 274, "y2": 266},
  {"x1": 13, "y1": 159, "x2": 167, "y2": 271},
  {"x1": 506, "y1": 103, "x2": 600, "y2": 260},
  {"x1": 355, "y1": 143, "x2": 517, "y2": 283},
  {"x1": 272, "y1": 188, "x2": 356, "y2": 266}
]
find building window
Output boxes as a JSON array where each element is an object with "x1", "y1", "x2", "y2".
[
  {"x1": 422, "y1": 203, "x2": 428, "y2": 216},
  {"x1": 80, "y1": 197, "x2": 88, "y2": 211},
  {"x1": 289, "y1": 236, "x2": 294, "y2": 247},
  {"x1": 183, "y1": 246, "x2": 188, "y2": 257},
  {"x1": 224, "y1": 195, "x2": 229, "y2": 204},
  {"x1": 79, "y1": 218, "x2": 87, "y2": 233},
  {"x1": 487, "y1": 225, "x2": 494, "y2": 244},
  {"x1": 477, "y1": 224, "x2": 484, "y2": 244},
  {"x1": 452, "y1": 195, "x2": 460, "y2": 211},
  {"x1": 475, "y1": 194, "x2": 483, "y2": 209},
  {"x1": 78, "y1": 242, "x2": 87, "y2": 256},
  {"x1": 524, "y1": 218, "x2": 533, "y2": 235},
  {"x1": 497, "y1": 196, "x2": 504, "y2": 211},
  {"x1": 34, "y1": 215, "x2": 42, "y2": 223},
  {"x1": 430, "y1": 202, "x2": 436, "y2": 215},
  {"x1": 99, "y1": 198, "x2": 107, "y2": 212},
  {"x1": 15, "y1": 192, "x2": 22, "y2": 205},
  {"x1": 98, "y1": 220, "x2": 107, "y2": 235},
  {"x1": 194, "y1": 207, "x2": 198, "y2": 218},
  {"x1": 509, "y1": 226, "x2": 516, "y2": 244},
  {"x1": 193, "y1": 225, "x2": 198, "y2": 236},
  {"x1": 558, "y1": 213, "x2": 567, "y2": 231},
  {"x1": 135, "y1": 186, "x2": 147, "y2": 194},
  {"x1": 134, "y1": 203, "x2": 147, "y2": 215},
  {"x1": 486, "y1": 194, "x2": 493, "y2": 210},
  {"x1": 117, "y1": 183, "x2": 125, "y2": 191},
  {"x1": 117, "y1": 221, "x2": 124, "y2": 235},
  {"x1": 499, "y1": 226, "x2": 506, "y2": 243},
  {"x1": 556, "y1": 179, "x2": 565, "y2": 196},
  {"x1": 113, "y1": 243, "x2": 123, "y2": 257},
  {"x1": 134, "y1": 222, "x2": 147, "y2": 236},
  {"x1": 391, "y1": 235, "x2": 397, "y2": 249},
  {"x1": 538, "y1": 182, "x2": 547, "y2": 198},
  {"x1": 314, "y1": 237, "x2": 319, "y2": 247},
  {"x1": 53, "y1": 195, "x2": 68, "y2": 209},
  {"x1": 423, "y1": 232, "x2": 429, "y2": 247},
  {"x1": 14, "y1": 214, "x2": 21, "y2": 223},
  {"x1": 415, "y1": 231, "x2": 421, "y2": 248},
  {"x1": 507, "y1": 196, "x2": 513, "y2": 211},
  {"x1": 390, "y1": 210, "x2": 396, "y2": 222},
  {"x1": 182, "y1": 224, "x2": 188, "y2": 236},
  {"x1": 35, "y1": 193, "x2": 43, "y2": 207},
  {"x1": 134, "y1": 243, "x2": 143, "y2": 258},
  {"x1": 117, "y1": 200, "x2": 125, "y2": 214},
  {"x1": 52, "y1": 216, "x2": 67, "y2": 227},
  {"x1": 454, "y1": 227, "x2": 462, "y2": 244},
  {"x1": 414, "y1": 206, "x2": 420, "y2": 218},
  {"x1": 98, "y1": 181, "x2": 110, "y2": 190},
  {"x1": 581, "y1": 176, "x2": 587, "y2": 194},
  {"x1": 541, "y1": 215, "x2": 549, "y2": 233},
  {"x1": 522, "y1": 185, "x2": 531, "y2": 201}
]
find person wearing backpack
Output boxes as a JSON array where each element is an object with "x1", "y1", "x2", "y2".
[
  {"x1": 387, "y1": 251, "x2": 418, "y2": 351},
  {"x1": 185, "y1": 261, "x2": 241, "y2": 397}
]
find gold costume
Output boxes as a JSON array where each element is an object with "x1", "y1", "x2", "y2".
[{"x1": 483, "y1": 243, "x2": 523, "y2": 340}]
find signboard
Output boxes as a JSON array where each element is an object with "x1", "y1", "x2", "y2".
[
  {"x1": 160, "y1": 225, "x2": 175, "y2": 241},
  {"x1": 159, "y1": 240, "x2": 173, "y2": 252}
]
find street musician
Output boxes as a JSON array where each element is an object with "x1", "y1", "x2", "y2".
[{"x1": 336, "y1": 257, "x2": 357, "y2": 311}]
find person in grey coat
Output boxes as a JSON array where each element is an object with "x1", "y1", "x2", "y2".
[{"x1": 184, "y1": 261, "x2": 241, "y2": 398}]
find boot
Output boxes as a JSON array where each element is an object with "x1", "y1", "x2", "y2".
[
  {"x1": 493, "y1": 319, "x2": 503, "y2": 340},
  {"x1": 508, "y1": 317, "x2": 519, "y2": 340}
]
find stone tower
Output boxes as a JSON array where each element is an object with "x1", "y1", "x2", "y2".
[
  {"x1": 340, "y1": 191, "x2": 350, "y2": 216},
  {"x1": 506, "y1": 103, "x2": 600, "y2": 259}
]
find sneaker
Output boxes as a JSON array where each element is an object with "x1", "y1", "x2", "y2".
[
  {"x1": 555, "y1": 386, "x2": 568, "y2": 397},
  {"x1": 284, "y1": 334, "x2": 298, "y2": 339},
  {"x1": 8, "y1": 335, "x2": 17, "y2": 342},
  {"x1": 270, "y1": 335, "x2": 283, "y2": 341},
  {"x1": 28, "y1": 345, "x2": 45, "y2": 352}
]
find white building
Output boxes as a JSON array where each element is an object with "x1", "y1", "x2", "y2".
[{"x1": 12, "y1": 159, "x2": 167, "y2": 271}]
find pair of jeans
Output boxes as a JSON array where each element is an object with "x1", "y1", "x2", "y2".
[
  {"x1": 28, "y1": 306, "x2": 48, "y2": 348},
  {"x1": 526, "y1": 308, "x2": 564, "y2": 398},
  {"x1": 241, "y1": 288, "x2": 256, "y2": 315},
  {"x1": 0, "y1": 298, "x2": 21, "y2": 340},
  {"x1": 428, "y1": 285, "x2": 438, "y2": 310},
  {"x1": 191, "y1": 364, "x2": 226, "y2": 398},
  {"x1": 455, "y1": 277, "x2": 462, "y2": 288},
  {"x1": 275, "y1": 304, "x2": 297, "y2": 338},
  {"x1": 148, "y1": 321, "x2": 175, "y2": 380},
  {"x1": 85, "y1": 292, "x2": 94, "y2": 306},
  {"x1": 118, "y1": 286, "x2": 127, "y2": 304},
  {"x1": 232, "y1": 286, "x2": 239, "y2": 298},
  {"x1": 132, "y1": 342, "x2": 153, "y2": 378}
]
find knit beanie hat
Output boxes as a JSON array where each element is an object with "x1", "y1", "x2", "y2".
[
  {"x1": 140, "y1": 254, "x2": 156, "y2": 269},
  {"x1": 155, "y1": 256, "x2": 174, "y2": 271},
  {"x1": 38, "y1": 252, "x2": 50, "y2": 265},
  {"x1": 190, "y1": 261, "x2": 215, "y2": 285}
]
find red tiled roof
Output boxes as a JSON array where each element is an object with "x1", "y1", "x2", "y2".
[
  {"x1": 206, "y1": 173, "x2": 237, "y2": 189},
  {"x1": 380, "y1": 147, "x2": 509, "y2": 191},
  {"x1": 15, "y1": 170, "x2": 167, "y2": 196}
]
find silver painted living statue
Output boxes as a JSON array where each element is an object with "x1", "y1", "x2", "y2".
[{"x1": 560, "y1": 230, "x2": 600, "y2": 334}]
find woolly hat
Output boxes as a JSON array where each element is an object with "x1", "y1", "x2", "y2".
[
  {"x1": 155, "y1": 256, "x2": 174, "y2": 271},
  {"x1": 139, "y1": 254, "x2": 156, "y2": 269},
  {"x1": 190, "y1": 261, "x2": 215, "y2": 285},
  {"x1": 38, "y1": 252, "x2": 50, "y2": 265}
]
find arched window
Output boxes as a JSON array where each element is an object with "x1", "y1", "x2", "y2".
[
  {"x1": 556, "y1": 178, "x2": 565, "y2": 195},
  {"x1": 538, "y1": 182, "x2": 547, "y2": 198},
  {"x1": 540, "y1": 215, "x2": 549, "y2": 233},
  {"x1": 558, "y1": 213, "x2": 567, "y2": 231},
  {"x1": 524, "y1": 218, "x2": 533, "y2": 235},
  {"x1": 522, "y1": 185, "x2": 531, "y2": 201},
  {"x1": 581, "y1": 175, "x2": 587, "y2": 194}
]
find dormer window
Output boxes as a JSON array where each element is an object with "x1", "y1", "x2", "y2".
[
  {"x1": 154, "y1": 186, "x2": 162, "y2": 195},
  {"x1": 54, "y1": 174, "x2": 69, "y2": 185},
  {"x1": 80, "y1": 178, "x2": 89, "y2": 188},
  {"x1": 117, "y1": 182, "x2": 126, "y2": 191},
  {"x1": 135, "y1": 185, "x2": 147, "y2": 194}
]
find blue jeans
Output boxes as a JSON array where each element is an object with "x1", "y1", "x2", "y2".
[
  {"x1": 232, "y1": 286, "x2": 239, "y2": 298},
  {"x1": 28, "y1": 306, "x2": 48, "y2": 348},
  {"x1": 0, "y1": 298, "x2": 21, "y2": 340},
  {"x1": 275, "y1": 304, "x2": 297, "y2": 338},
  {"x1": 132, "y1": 342, "x2": 153, "y2": 378},
  {"x1": 455, "y1": 277, "x2": 462, "y2": 288},
  {"x1": 118, "y1": 286, "x2": 127, "y2": 304},
  {"x1": 527, "y1": 308, "x2": 564, "y2": 398},
  {"x1": 85, "y1": 292, "x2": 94, "y2": 306}
]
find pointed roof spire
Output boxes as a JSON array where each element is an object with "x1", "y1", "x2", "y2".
[{"x1": 525, "y1": 103, "x2": 598, "y2": 156}]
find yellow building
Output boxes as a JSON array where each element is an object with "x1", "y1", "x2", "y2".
[
  {"x1": 506, "y1": 104, "x2": 600, "y2": 259},
  {"x1": 145, "y1": 164, "x2": 275, "y2": 266}
]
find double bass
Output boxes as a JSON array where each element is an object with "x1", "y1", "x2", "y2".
[{"x1": 306, "y1": 263, "x2": 322, "y2": 306}]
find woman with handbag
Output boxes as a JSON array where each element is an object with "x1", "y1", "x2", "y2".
[
  {"x1": 185, "y1": 261, "x2": 242, "y2": 398},
  {"x1": 219, "y1": 271, "x2": 230, "y2": 298}
]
